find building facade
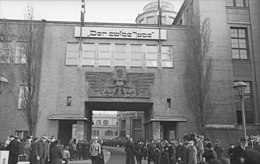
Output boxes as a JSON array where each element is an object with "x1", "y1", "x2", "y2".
[
  {"x1": 91, "y1": 113, "x2": 118, "y2": 140},
  {"x1": 174, "y1": 0, "x2": 260, "y2": 145},
  {"x1": 0, "y1": 0, "x2": 259, "y2": 146},
  {"x1": 136, "y1": 0, "x2": 177, "y2": 25},
  {"x1": 117, "y1": 111, "x2": 145, "y2": 141}
]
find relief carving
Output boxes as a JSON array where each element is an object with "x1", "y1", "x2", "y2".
[{"x1": 85, "y1": 67, "x2": 154, "y2": 98}]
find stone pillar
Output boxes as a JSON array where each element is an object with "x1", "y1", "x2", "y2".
[
  {"x1": 152, "y1": 121, "x2": 161, "y2": 140},
  {"x1": 125, "y1": 117, "x2": 131, "y2": 137}
]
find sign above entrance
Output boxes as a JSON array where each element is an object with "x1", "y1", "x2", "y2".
[{"x1": 75, "y1": 27, "x2": 167, "y2": 40}]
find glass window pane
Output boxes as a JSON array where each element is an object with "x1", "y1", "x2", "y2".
[
  {"x1": 131, "y1": 44, "x2": 142, "y2": 53},
  {"x1": 131, "y1": 53, "x2": 142, "y2": 60},
  {"x1": 240, "y1": 50, "x2": 247, "y2": 59},
  {"x1": 131, "y1": 61, "x2": 142, "y2": 67},
  {"x1": 239, "y1": 39, "x2": 246, "y2": 48},
  {"x1": 67, "y1": 43, "x2": 79, "y2": 51},
  {"x1": 231, "y1": 29, "x2": 238, "y2": 37},
  {"x1": 83, "y1": 43, "x2": 95, "y2": 51},
  {"x1": 232, "y1": 49, "x2": 239, "y2": 59},
  {"x1": 238, "y1": 29, "x2": 246, "y2": 38},
  {"x1": 231, "y1": 39, "x2": 239, "y2": 48}
]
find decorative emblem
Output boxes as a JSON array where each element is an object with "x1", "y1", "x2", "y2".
[{"x1": 85, "y1": 67, "x2": 154, "y2": 98}]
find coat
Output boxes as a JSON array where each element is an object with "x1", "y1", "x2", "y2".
[
  {"x1": 188, "y1": 145, "x2": 197, "y2": 164},
  {"x1": 49, "y1": 145, "x2": 63, "y2": 164},
  {"x1": 30, "y1": 141, "x2": 40, "y2": 164},
  {"x1": 232, "y1": 145, "x2": 246, "y2": 164},
  {"x1": 125, "y1": 140, "x2": 135, "y2": 164},
  {"x1": 202, "y1": 149, "x2": 217, "y2": 163},
  {"x1": 242, "y1": 149, "x2": 260, "y2": 164},
  {"x1": 6, "y1": 139, "x2": 20, "y2": 164}
]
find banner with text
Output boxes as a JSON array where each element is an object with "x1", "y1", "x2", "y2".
[{"x1": 75, "y1": 26, "x2": 167, "y2": 40}]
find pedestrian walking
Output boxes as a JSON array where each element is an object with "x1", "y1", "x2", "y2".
[
  {"x1": 49, "y1": 139, "x2": 63, "y2": 164},
  {"x1": 232, "y1": 137, "x2": 247, "y2": 164},
  {"x1": 202, "y1": 142, "x2": 217, "y2": 163},
  {"x1": 125, "y1": 135, "x2": 135, "y2": 164},
  {"x1": 30, "y1": 137, "x2": 41, "y2": 164},
  {"x1": 213, "y1": 139, "x2": 223, "y2": 159},
  {"x1": 89, "y1": 138, "x2": 101, "y2": 164},
  {"x1": 228, "y1": 144, "x2": 235, "y2": 164}
]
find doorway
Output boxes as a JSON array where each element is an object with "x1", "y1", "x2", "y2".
[
  {"x1": 160, "y1": 121, "x2": 177, "y2": 140},
  {"x1": 58, "y1": 120, "x2": 77, "y2": 145}
]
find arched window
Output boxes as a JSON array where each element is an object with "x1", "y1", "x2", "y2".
[
  {"x1": 96, "y1": 120, "x2": 101, "y2": 125},
  {"x1": 105, "y1": 130, "x2": 113, "y2": 136},
  {"x1": 103, "y1": 120, "x2": 108, "y2": 125}
]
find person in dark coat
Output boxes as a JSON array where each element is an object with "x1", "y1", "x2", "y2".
[
  {"x1": 228, "y1": 144, "x2": 235, "y2": 164},
  {"x1": 232, "y1": 137, "x2": 247, "y2": 164},
  {"x1": 39, "y1": 136, "x2": 49, "y2": 164},
  {"x1": 49, "y1": 140, "x2": 63, "y2": 164},
  {"x1": 202, "y1": 143, "x2": 217, "y2": 163},
  {"x1": 135, "y1": 141, "x2": 144, "y2": 164},
  {"x1": 175, "y1": 139, "x2": 185, "y2": 164},
  {"x1": 30, "y1": 137, "x2": 41, "y2": 164},
  {"x1": 6, "y1": 135, "x2": 20, "y2": 164},
  {"x1": 241, "y1": 149, "x2": 260, "y2": 164},
  {"x1": 125, "y1": 135, "x2": 135, "y2": 164}
]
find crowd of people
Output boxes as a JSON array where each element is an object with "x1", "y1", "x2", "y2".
[
  {"x1": 1, "y1": 132, "x2": 260, "y2": 164},
  {"x1": 124, "y1": 132, "x2": 260, "y2": 164},
  {"x1": 0, "y1": 135, "x2": 105, "y2": 164}
]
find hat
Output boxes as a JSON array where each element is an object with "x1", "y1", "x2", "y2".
[
  {"x1": 240, "y1": 137, "x2": 247, "y2": 142},
  {"x1": 51, "y1": 136, "x2": 56, "y2": 139},
  {"x1": 205, "y1": 143, "x2": 212, "y2": 148}
]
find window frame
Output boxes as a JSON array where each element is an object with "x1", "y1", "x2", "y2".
[
  {"x1": 230, "y1": 27, "x2": 249, "y2": 60},
  {"x1": 15, "y1": 42, "x2": 27, "y2": 64},
  {"x1": 82, "y1": 43, "x2": 95, "y2": 66},
  {"x1": 130, "y1": 44, "x2": 143, "y2": 67},
  {"x1": 98, "y1": 43, "x2": 111, "y2": 66},
  {"x1": 0, "y1": 41, "x2": 12, "y2": 63},
  {"x1": 145, "y1": 45, "x2": 158, "y2": 67},
  {"x1": 66, "y1": 42, "x2": 79, "y2": 65}
]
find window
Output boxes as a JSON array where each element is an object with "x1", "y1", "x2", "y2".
[
  {"x1": 145, "y1": 45, "x2": 157, "y2": 67},
  {"x1": 147, "y1": 16, "x2": 154, "y2": 24},
  {"x1": 15, "y1": 42, "x2": 27, "y2": 64},
  {"x1": 130, "y1": 44, "x2": 142, "y2": 67},
  {"x1": 83, "y1": 43, "x2": 95, "y2": 66},
  {"x1": 227, "y1": 0, "x2": 248, "y2": 7},
  {"x1": 115, "y1": 44, "x2": 127, "y2": 66},
  {"x1": 0, "y1": 42, "x2": 11, "y2": 63},
  {"x1": 161, "y1": 46, "x2": 173, "y2": 67},
  {"x1": 234, "y1": 81, "x2": 254, "y2": 124},
  {"x1": 231, "y1": 28, "x2": 248, "y2": 59},
  {"x1": 96, "y1": 120, "x2": 101, "y2": 125},
  {"x1": 92, "y1": 130, "x2": 99, "y2": 136},
  {"x1": 105, "y1": 130, "x2": 113, "y2": 136},
  {"x1": 67, "y1": 96, "x2": 72, "y2": 107},
  {"x1": 103, "y1": 120, "x2": 109, "y2": 125},
  {"x1": 99, "y1": 43, "x2": 111, "y2": 66},
  {"x1": 167, "y1": 98, "x2": 171, "y2": 108},
  {"x1": 18, "y1": 86, "x2": 28, "y2": 109},
  {"x1": 15, "y1": 130, "x2": 29, "y2": 139},
  {"x1": 132, "y1": 119, "x2": 142, "y2": 129},
  {"x1": 66, "y1": 43, "x2": 79, "y2": 65},
  {"x1": 121, "y1": 120, "x2": 126, "y2": 130}
]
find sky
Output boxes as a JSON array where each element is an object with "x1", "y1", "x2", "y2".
[{"x1": 0, "y1": 0, "x2": 184, "y2": 23}]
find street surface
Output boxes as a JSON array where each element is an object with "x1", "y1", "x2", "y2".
[{"x1": 68, "y1": 146, "x2": 151, "y2": 164}]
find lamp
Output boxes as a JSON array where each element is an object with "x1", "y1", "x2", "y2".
[
  {"x1": 0, "y1": 74, "x2": 9, "y2": 95},
  {"x1": 233, "y1": 81, "x2": 247, "y2": 139}
]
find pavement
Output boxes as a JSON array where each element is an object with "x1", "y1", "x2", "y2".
[
  {"x1": 68, "y1": 146, "x2": 151, "y2": 164},
  {"x1": 68, "y1": 149, "x2": 111, "y2": 164}
]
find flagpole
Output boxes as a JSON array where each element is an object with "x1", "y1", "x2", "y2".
[
  {"x1": 158, "y1": 0, "x2": 162, "y2": 68},
  {"x1": 78, "y1": 0, "x2": 85, "y2": 68}
]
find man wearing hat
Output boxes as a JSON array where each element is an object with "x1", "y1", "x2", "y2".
[
  {"x1": 89, "y1": 137, "x2": 101, "y2": 164},
  {"x1": 40, "y1": 135, "x2": 49, "y2": 164},
  {"x1": 6, "y1": 135, "x2": 20, "y2": 164},
  {"x1": 232, "y1": 137, "x2": 247, "y2": 164},
  {"x1": 202, "y1": 142, "x2": 217, "y2": 163}
]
